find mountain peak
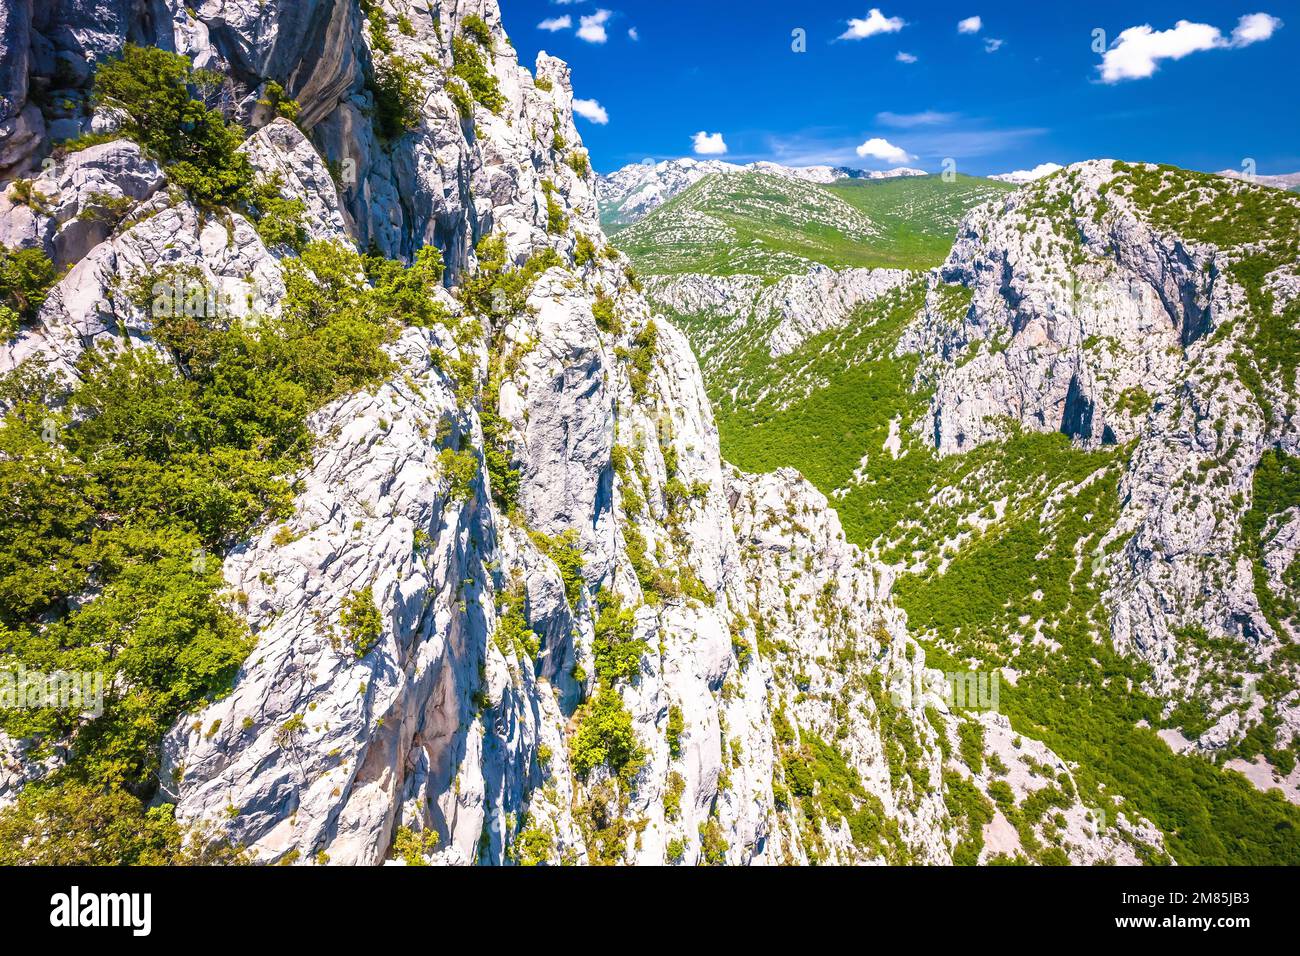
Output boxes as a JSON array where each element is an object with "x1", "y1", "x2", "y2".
[{"x1": 598, "y1": 158, "x2": 928, "y2": 230}]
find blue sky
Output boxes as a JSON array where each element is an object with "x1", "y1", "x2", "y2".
[{"x1": 504, "y1": 1, "x2": 1299, "y2": 176}]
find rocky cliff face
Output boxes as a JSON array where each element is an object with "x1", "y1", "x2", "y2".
[
  {"x1": 899, "y1": 160, "x2": 1300, "y2": 762},
  {"x1": 646, "y1": 265, "x2": 913, "y2": 366},
  {"x1": 2, "y1": 0, "x2": 1154, "y2": 865}
]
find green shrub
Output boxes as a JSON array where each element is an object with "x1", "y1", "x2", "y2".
[
  {"x1": 567, "y1": 151, "x2": 590, "y2": 178},
  {"x1": 256, "y1": 81, "x2": 300, "y2": 121},
  {"x1": 730, "y1": 628, "x2": 752, "y2": 668},
  {"x1": 7, "y1": 179, "x2": 52, "y2": 214},
  {"x1": 438, "y1": 447, "x2": 479, "y2": 501},
  {"x1": 592, "y1": 591, "x2": 646, "y2": 685},
  {"x1": 247, "y1": 174, "x2": 307, "y2": 251},
  {"x1": 541, "y1": 179, "x2": 568, "y2": 235},
  {"x1": 340, "y1": 586, "x2": 383, "y2": 658},
  {"x1": 665, "y1": 835, "x2": 686, "y2": 863},
  {"x1": 446, "y1": 78, "x2": 474, "y2": 120},
  {"x1": 461, "y1": 14, "x2": 494, "y2": 48},
  {"x1": 569, "y1": 687, "x2": 643, "y2": 781},
  {"x1": 666, "y1": 704, "x2": 686, "y2": 760},
  {"x1": 0, "y1": 245, "x2": 58, "y2": 335},
  {"x1": 364, "y1": 245, "x2": 448, "y2": 328},
  {"x1": 512, "y1": 818, "x2": 553, "y2": 866},
  {"x1": 987, "y1": 779, "x2": 1015, "y2": 810},
  {"x1": 534, "y1": 529, "x2": 584, "y2": 608},
  {"x1": 624, "y1": 320, "x2": 658, "y2": 400},
  {"x1": 664, "y1": 770, "x2": 685, "y2": 820},
  {"x1": 590, "y1": 291, "x2": 622, "y2": 334},
  {"x1": 93, "y1": 45, "x2": 253, "y2": 209},
  {"x1": 698, "y1": 818, "x2": 727, "y2": 865},
  {"x1": 574, "y1": 233, "x2": 598, "y2": 267},
  {"x1": 943, "y1": 770, "x2": 993, "y2": 865},
  {"x1": 492, "y1": 581, "x2": 539, "y2": 661},
  {"x1": 451, "y1": 33, "x2": 504, "y2": 115},
  {"x1": 957, "y1": 719, "x2": 985, "y2": 774},
  {"x1": 359, "y1": 0, "x2": 393, "y2": 53},
  {"x1": 0, "y1": 783, "x2": 247, "y2": 865},
  {"x1": 372, "y1": 55, "x2": 424, "y2": 139},
  {"x1": 392, "y1": 825, "x2": 439, "y2": 865},
  {"x1": 0, "y1": 236, "x2": 453, "y2": 862}
]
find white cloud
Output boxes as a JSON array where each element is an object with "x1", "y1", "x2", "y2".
[
  {"x1": 855, "y1": 137, "x2": 914, "y2": 164},
  {"x1": 628, "y1": 27, "x2": 639, "y2": 41},
  {"x1": 1231, "y1": 12, "x2": 1283, "y2": 46},
  {"x1": 1099, "y1": 14, "x2": 1283, "y2": 83},
  {"x1": 538, "y1": 16, "x2": 571, "y2": 32},
  {"x1": 573, "y1": 98, "x2": 609, "y2": 125},
  {"x1": 692, "y1": 131, "x2": 728, "y2": 155},
  {"x1": 989, "y1": 162, "x2": 1064, "y2": 184},
  {"x1": 577, "y1": 9, "x2": 612, "y2": 44},
  {"x1": 896, "y1": 51, "x2": 917, "y2": 63},
  {"x1": 839, "y1": 9, "x2": 905, "y2": 40},
  {"x1": 876, "y1": 110, "x2": 955, "y2": 127},
  {"x1": 1099, "y1": 20, "x2": 1221, "y2": 81},
  {"x1": 984, "y1": 37, "x2": 1004, "y2": 52},
  {"x1": 958, "y1": 16, "x2": 982, "y2": 34}
]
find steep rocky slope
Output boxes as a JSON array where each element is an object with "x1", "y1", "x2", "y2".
[
  {"x1": 627, "y1": 155, "x2": 1300, "y2": 863},
  {"x1": 902, "y1": 161, "x2": 1300, "y2": 771},
  {"x1": 0, "y1": 1, "x2": 1151, "y2": 867}
]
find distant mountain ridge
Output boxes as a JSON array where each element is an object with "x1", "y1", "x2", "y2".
[
  {"x1": 598, "y1": 158, "x2": 927, "y2": 231},
  {"x1": 611, "y1": 169, "x2": 1013, "y2": 276},
  {"x1": 1215, "y1": 168, "x2": 1300, "y2": 191},
  {"x1": 989, "y1": 162, "x2": 1065, "y2": 184}
]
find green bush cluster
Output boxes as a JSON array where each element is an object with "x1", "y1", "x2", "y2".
[
  {"x1": 569, "y1": 687, "x2": 643, "y2": 782},
  {"x1": 340, "y1": 586, "x2": 383, "y2": 658},
  {"x1": 943, "y1": 770, "x2": 994, "y2": 865},
  {"x1": 372, "y1": 56, "x2": 425, "y2": 139},
  {"x1": 256, "y1": 81, "x2": 300, "y2": 121},
  {"x1": 567, "y1": 151, "x2": 590, "y2": 178},
  {"x1": 574, "y1": 233, "x2": 598, "y2": 268},
  {"x1": 491, "y1": 578, "x2": 539, "y2": 662},
  {"x1": 590, "y1": 290, "x2": 622, "y2": 334},
  {"x1": 697, "y1": 817, "x2": 728, "y2": 865},
  {"x1": 511, "y1": 816, "x2": 554, "y2": 865},
  {"x1": 0, "y1": 237, "x2": 449, "y2": 861},
  {"x1": 541, "y1": 179, "x2": 568, "y2": 235},
  {"x1": 392, "y1": 825, "x2": 439, "y2": 865},
  {"x1": 451, "y1": 29, "x2": 504, "y2": 115},
  {"x1": 532, "y1": 529, "x2": 584, "y2": 609},
  {"x1": 248, "y1": 174, "x2": 308, "y2": 251},
  {"x1": 0, "y1": 783, "x2": 247, "y2": 865},
  {"x1": 438, "y1": 446, "x2": 479, "y2": 501},
  {"x1": 0, "y1": 245, "x2": 58, "y2": 338},
  {"x1": 619, "y1": 320, "x2": 657, "y2": 401},
  {"x1": 592, "y1": 591, "x2": 646, "y2": 685},
  {"x1": 93, "y1": 45, "x2": 253, "y2": 209},
  {"x1": 666, "y1": 703, "x2": 685, "y2": 760}
]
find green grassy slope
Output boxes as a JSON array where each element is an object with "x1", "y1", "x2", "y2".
[
  {"x1": 613, "y1": 171, "x2": 1013, "y2": 277},
  {"x1": 825, "y1": 174, "x2": 1014, "y2": 272}
]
